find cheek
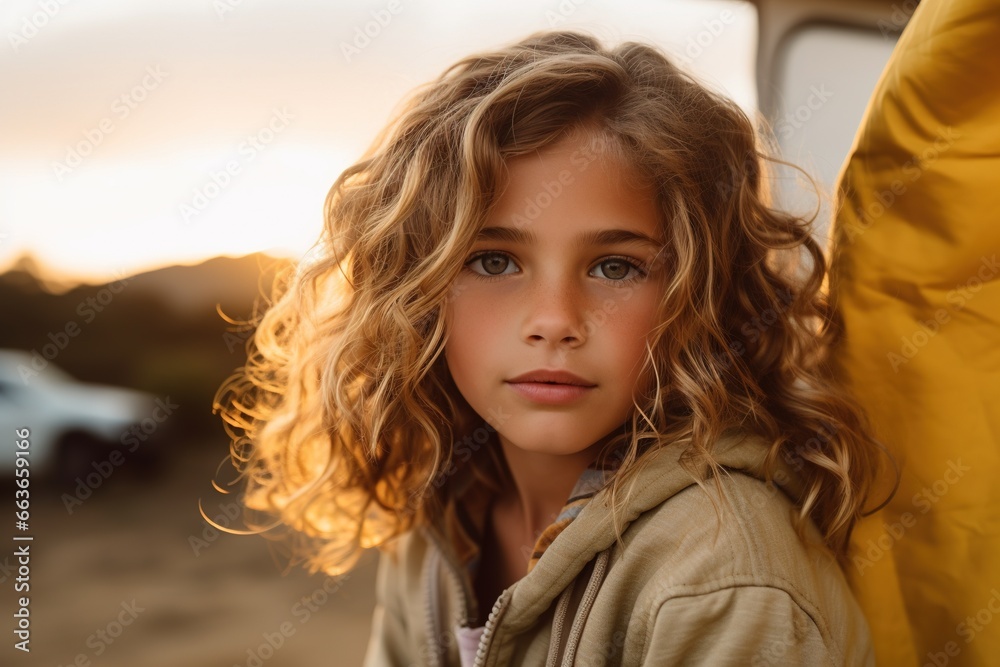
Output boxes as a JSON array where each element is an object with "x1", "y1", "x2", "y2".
[
  {"x1": 610, "y1": 318, "x2": 649, "y2": 371},
  {"x1": 444, "y1": 290, "x2": 498, "y2": 377},
  {"x1": 606, "y1": 292, "x2": 660, "y2": 378}
]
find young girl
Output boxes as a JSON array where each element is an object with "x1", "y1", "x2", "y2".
[{"x1": 214, "y1": 30, "x2": 892, "y2": 666}]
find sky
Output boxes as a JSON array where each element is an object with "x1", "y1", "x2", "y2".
[{"x1": 0, "y1": 0, "x2": 758, "y2": 286}]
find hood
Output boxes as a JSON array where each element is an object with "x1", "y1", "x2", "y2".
[{"x1": 499, "y1": 429, "x2": 805, "y2": 634}]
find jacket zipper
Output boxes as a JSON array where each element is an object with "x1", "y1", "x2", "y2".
[
  {"x1": 422, "y1": 525, "x2": 476, "y2": 665},
  {"x1": 473, "y1": 588, "x2": 512, "y2": 667},
  {"x1": 422, "y1": 524, "x2": 516, "y2": 666},
  {"x1": 545, "y1": 585, "x2": 575, "y2": 666},
  {"x1": 423, "y1": 524, "x2": 475, "y2": 625},
  {"x1": 559, "y1": 548, "x2": 611, "y2": 666},
  {"x1": 424, "y1": 547, "x2": 443, "y2": 667}
]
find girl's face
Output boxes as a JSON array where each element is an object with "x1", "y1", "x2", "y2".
[{"x1": 444, "y1": 126, "x2": 666, "y2": 459}]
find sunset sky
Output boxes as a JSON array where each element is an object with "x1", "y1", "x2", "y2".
[{"x1": 0, "y1": 0, "x2": 758, "y2": 286}]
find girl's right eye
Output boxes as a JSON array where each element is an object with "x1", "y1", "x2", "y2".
[{"x1": 464, "y1": 251, "x2": 520, "y2": 281}]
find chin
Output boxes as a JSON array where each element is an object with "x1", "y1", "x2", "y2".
[
  {"x1": 503, "y1": 434, "x2": 598, "y2": 457},
  {"x1": 528, "y1": 444, "x2": 584, "y2": 456}
]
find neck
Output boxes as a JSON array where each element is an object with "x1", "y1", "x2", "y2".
[{"x1": 492, "y1": 427, "x2": 619, "y2": 548}]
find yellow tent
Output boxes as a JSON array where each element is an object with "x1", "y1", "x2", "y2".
[{"x1": 829, "y1": 0, "x2": 1000, "y2": 664}]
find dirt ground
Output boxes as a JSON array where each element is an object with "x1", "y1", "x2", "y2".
[{"x1": 1, "y1": 439, "x2": 378, "y2": 667}]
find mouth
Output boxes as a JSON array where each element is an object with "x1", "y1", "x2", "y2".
[
  {"x1": 504, "y1": 370, "x2": 596, "y2": 405},
  {"x1": 505, "y1": 382, "x2": 595, "y2": 405},
  {"x1": 505, "y1": 369, "x2": 596, "y2": 387}
]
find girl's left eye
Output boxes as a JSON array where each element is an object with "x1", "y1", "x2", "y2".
[
  {"x1": 591, "y1": 257, "x2": 646, "y2": 282},
  {"x1": 463, "y1": 251, "x2": 648, "y2": 286}
]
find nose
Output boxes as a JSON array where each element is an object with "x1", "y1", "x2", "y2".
[{"x1": 520, "y1": 273, "x2": 588, "y2": 349}]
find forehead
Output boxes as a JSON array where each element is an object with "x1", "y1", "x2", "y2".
[{"x1": 485, "y1": 127, "x2": 663, "y2": 243}]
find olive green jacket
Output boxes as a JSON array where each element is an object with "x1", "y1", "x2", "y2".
[{"x1": 362, "y1": 430, "x2": 875, "y2": 666}]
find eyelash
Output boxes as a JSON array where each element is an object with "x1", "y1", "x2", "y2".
[{"x1": 463, "y1": 250, "x2": 649, "y2": 287}]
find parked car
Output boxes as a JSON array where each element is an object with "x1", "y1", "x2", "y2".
[{"x1": 0, "y1": 349, "x2": 162, "y2": 484}]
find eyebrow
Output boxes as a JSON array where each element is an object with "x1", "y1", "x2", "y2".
[{"x1": 474, "y1": 226, "x2": 665, "y2": 249}]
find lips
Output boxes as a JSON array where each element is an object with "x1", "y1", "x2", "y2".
[
  {"x1": 504, "y1": 370, "x2": 596, "y2": 405},
  {"x1": 505, "y1": 369, "x2": 596, "y2": 387}
]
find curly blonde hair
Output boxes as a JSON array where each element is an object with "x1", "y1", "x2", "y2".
[{"x1": 212, "y1": 29, "x2": 892, "y2": 576}]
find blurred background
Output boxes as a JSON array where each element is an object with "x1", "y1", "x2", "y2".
[{"x1": 0, "y1": 0, "x2": 911, "y2": 664}]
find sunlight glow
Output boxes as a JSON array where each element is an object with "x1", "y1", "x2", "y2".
[{"x1": 0, "y1": 0, "x2": 756, "y2": 285}]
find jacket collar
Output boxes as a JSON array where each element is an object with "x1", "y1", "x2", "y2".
[
  {"x1": 423, "y1": 439, "x2": 626, "y2": 628},
  {"x1": 496, "y1": 428, "x2": 804, "y2": 634}
]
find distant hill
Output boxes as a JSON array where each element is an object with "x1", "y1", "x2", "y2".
[
  {"x1": 1, "y1": 252, "x2": 295, "y2": 318},
  {"x1": 0, "y1": 252, "x2": 299, "y2": 440},
  {"x1": 121, "y1": 253, "x2": 295, "y2": 315}
]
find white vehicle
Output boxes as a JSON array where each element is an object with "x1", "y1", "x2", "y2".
[{"x1": 0, "y1": 349, "x2": 158, "y2": 481}]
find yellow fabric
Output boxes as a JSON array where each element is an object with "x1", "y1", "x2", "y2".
[{"x1": 829, "y1": 0, "x2": 1000, "y2": 665}]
